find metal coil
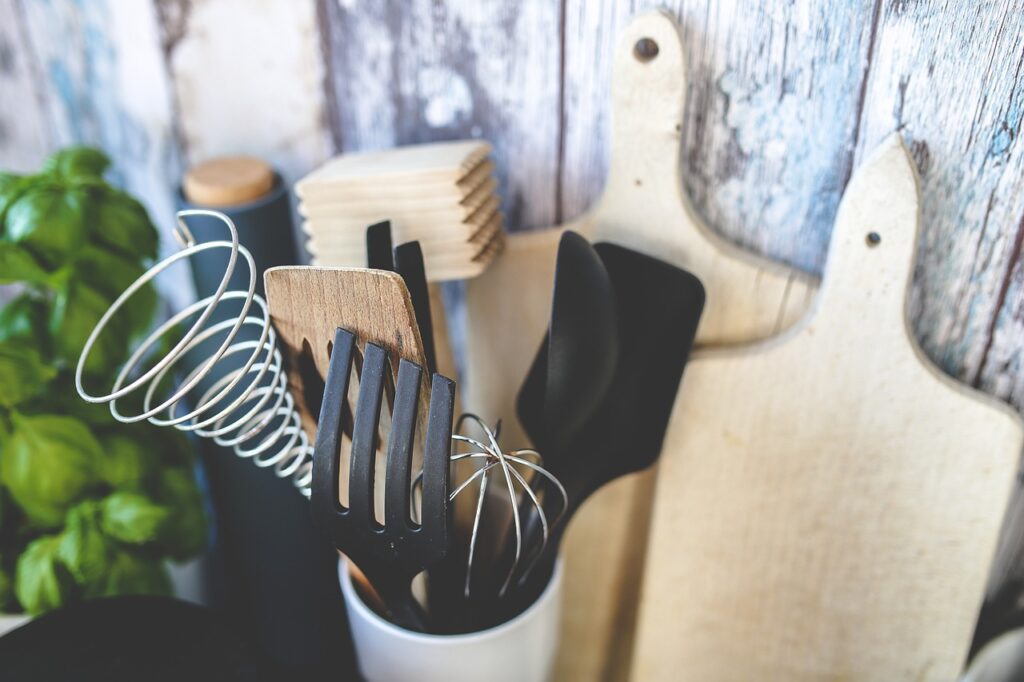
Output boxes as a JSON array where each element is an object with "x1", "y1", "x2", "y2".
[{"x1": 75, "y1": 209, "x2": 315, "y2": 497}]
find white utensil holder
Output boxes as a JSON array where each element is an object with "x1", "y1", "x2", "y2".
[{"x1": 338, "y1": 557, "x2": 563, "y2": 682}]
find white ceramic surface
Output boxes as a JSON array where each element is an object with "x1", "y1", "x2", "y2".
[
  {"x1": 962, "y1": 628, "x2": 1024, "y2": 682},
  {"x1": 339, "y1": 557, "x2": 563, "y2": 682}
]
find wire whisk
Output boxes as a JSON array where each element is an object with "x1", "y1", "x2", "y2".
[
  {"x1": 416, "y1": 414, "x2": 567, "y2": 600},
  {"x1": 75, "y1": 210, "x2": 316, "y2": 496}
]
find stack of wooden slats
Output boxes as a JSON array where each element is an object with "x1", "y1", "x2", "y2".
[{"x1": 296, "y1": 140, "x2": 504, "y2": 281}]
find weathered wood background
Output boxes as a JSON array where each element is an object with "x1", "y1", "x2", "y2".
[{"x1": 2, "y1": 0, "x2": 1024, "y2": 641}]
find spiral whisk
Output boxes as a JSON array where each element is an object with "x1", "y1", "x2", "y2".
[{"x1": 75, "y1": 210, "x2": 315, "y2": 496}]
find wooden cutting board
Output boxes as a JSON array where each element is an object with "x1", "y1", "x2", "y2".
[
  {"x1": 631, "y1": 136, "x2": 1024, "y2": 681},
  {"x1": 462, "y1": 10, "x2": 816, "y2": 681}
]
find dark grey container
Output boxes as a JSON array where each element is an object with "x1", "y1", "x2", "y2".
[{"x1": 177, "y1": 173, "x2": 355, "y2": 679}]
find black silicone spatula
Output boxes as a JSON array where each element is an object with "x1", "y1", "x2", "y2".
[{"x1": 510, "y1": 240, "x2": 705, "y2": 612}]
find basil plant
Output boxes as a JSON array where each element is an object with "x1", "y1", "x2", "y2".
[{"x1": 0, "y1": 148, "x2": 206, "y2": 615}]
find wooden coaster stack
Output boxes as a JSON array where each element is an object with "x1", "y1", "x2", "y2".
[{"x1": 296, "y1": 140, "x2": 504, "y2": 281}]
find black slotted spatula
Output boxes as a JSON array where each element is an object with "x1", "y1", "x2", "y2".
[{"x1": 312, "y1": 327, "x2": 455, "y2": 632}]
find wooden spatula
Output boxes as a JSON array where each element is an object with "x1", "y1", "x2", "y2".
[{"x1": 264, "y1": 265, "x2": 430, "y2": 443}]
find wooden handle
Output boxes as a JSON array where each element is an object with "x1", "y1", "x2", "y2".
[
  {"x1": 605, "y1": 10, "x2": 687, "y2": 201},
  {"x1": 814, "y1": 134, "x2": 921, "y2": 337}
]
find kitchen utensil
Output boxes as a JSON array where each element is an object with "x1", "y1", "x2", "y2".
[
  {"x1": 461, "y1": 11, "x2": 817, "y2": 679},
  {"x1": 298, "y1": 141, "x2": 504, "y2": 282},
  {"x1": 632, "y1": 136, "x2": 1024, "y2": 682},
  {"x1": 263, "y1": 265, "x2": 431, "y2": 439},
  {"x1": 425, "y1": 413, "x2": 567, "y2": 634},
  {"x1": 296, "y1": 141, "x2": 491, "y2": 199},
  {"x1": 76, "y1": 210, "x2": 317, "y2": 496},
  {"x1": 393, "y1": 242, "x2": 436, "y2": 375},
  {"x1": 517, "y1": 231, "x2": 619, "y2": 455},
  {"x1": 299, "y1": 176, "x2": 498, "y2": 221},
  {"x1": 365, "y1": 220, "x2": 393, "y2": 271},
  {"x1": 307, "y1": 195, "x2": 500, "y2": 248},
  {"x1": 312, "y1": 327, "x2": 455, "y2": 632},
  {"x1": 511, "y1": 241, "x2": 704, "y2": 611},
  {"x1": 364, "y1": 221, "x2": 437, "y2": 373}
]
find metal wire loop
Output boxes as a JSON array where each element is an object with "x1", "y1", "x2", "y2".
[{"x1": 74, "y1": 209, "x2": 316, "y2": 497}]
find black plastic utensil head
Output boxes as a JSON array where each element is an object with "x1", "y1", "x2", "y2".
[
  {"x1": 517, "y1": 230, "x2": 619, "y2": 453},
  {"x1": 365, "y1": 221, "x2": 394, "y2": 270},
  {"x1": 311, "y1": 327, "x2": 455, "y2": 631},
  {"x1": 393, "y1": 241, "x2": 437, "y2": 374},
  {"x1": 578, "y1": 242, "x2": 704, "y2": 494},
  {"x1": 364, "y1": 221, "x2": 438, "y2": 375},
  {"x1": 508, "y1": 243, "x2": 705, "y2": 612}
]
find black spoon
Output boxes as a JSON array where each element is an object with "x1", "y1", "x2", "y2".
[{"x1": 517, "y1": 230, "x2": 619, "y2": 455}]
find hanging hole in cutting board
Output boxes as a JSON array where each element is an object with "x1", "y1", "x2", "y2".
[
  {"x1": 866, "y1": 231, "x2": 882, "y2": 247},
  {"x1": 634, "y1": 37, "x2": 659, "y2": 62}
]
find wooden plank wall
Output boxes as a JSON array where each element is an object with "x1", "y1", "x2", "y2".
[{"x1": 2, "y1": 0, "x2": 1024, "y2": 645}]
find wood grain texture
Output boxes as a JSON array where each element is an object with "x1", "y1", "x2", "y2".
[
  {"x1": 265, "y1": 265, "x2": 431, "y2": 524},
  {"x1": 17, "y1": 0, "x2": 188, "y2": 307},
  {"x1": 318, "y1": 0, "x2": 562, "y2": 232},
  {"x1": 0, "y1": 0, "x2": 50, "y2": 172},
  {"x1": 156, "y1": 0, "x2": 333, "y2": 186},
  {"x1": 265, "y1": 265, "x2": 428, "y2": 431},
  {"x1": 561, "y1": 0, "x2": 878, "y2": 274},
  {"x1": 463, "y1": 13, "x2": 816, "y2": 680},
  {"x1": 843, "y1": 0, "x2": 1024, "y2": 608},
  {"x1": 632, "y1": 136, "x2": 1024, "y2": 682}
]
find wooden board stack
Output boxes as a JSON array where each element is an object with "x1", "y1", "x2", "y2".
[{"x1": 296, "y1": 140, "x2": 505, "y2": 281}]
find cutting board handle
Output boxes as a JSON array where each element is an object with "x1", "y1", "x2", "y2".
[
  {"x1": 605, "y1": 10, "x2": 688, "y2": 204},
  {"x1": 815, "y1": 134, "x2": 922, "y2": 337}
]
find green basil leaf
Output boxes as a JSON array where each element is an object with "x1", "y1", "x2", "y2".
[
  {"x1": 57, "y1": 500, "x2": 112, "y2": 584},
  {"x1": 100, "y1": 491, "x2": 169, "y2": 545},
  {"x1": 152, "y1": 467, "x2": 207, "y2": 561},
  {"x1": 27, "y1": 373, "x2": 115, "y2": 428},
  {"x1": 4, "y1": 185, "x2": 88, "y2": 267},
  {"x1": 50, "y1": 280, "x2": 122, "y2": 374},
  {"x1": 97, "y1": 433, "x2": 146, "y2": 490},
  {"x1": 90, "y1": 548, "x2": 170, "y2": 599},
  {"x1": 0, "y1": 172, "x2": 20, "y2": 197},
  {"x1": 0, "y1": 293, "x2": 50, "y2": 348},
  {"x1": 91, "y1": 188, "x2": 158, "y2": 261},
  {"x1": 15, "y1": 535, "x2": 77, "y2": 614},
  {"x1": 0, "y1": 341, "x2": 56, "y2": 408},
  {"x1": 42, "y1": 147, "x2": 111, "y2": 182},
  {"x1": 0, "y1": 173, "x2": 29, "y2": 232},
  {"x1": 0, "y1": 242, "x2": 51, "y2": 285},
  {"x1": 0, "y1": 413, "x2": 102, "y2": 527},
  {"x1": 74, "y1": 245, "x2": 156, "y2": 340}
]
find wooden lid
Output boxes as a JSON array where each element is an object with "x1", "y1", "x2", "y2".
[{"x1": 183, "y1": 156, "x2": 275, "y2": 207}]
